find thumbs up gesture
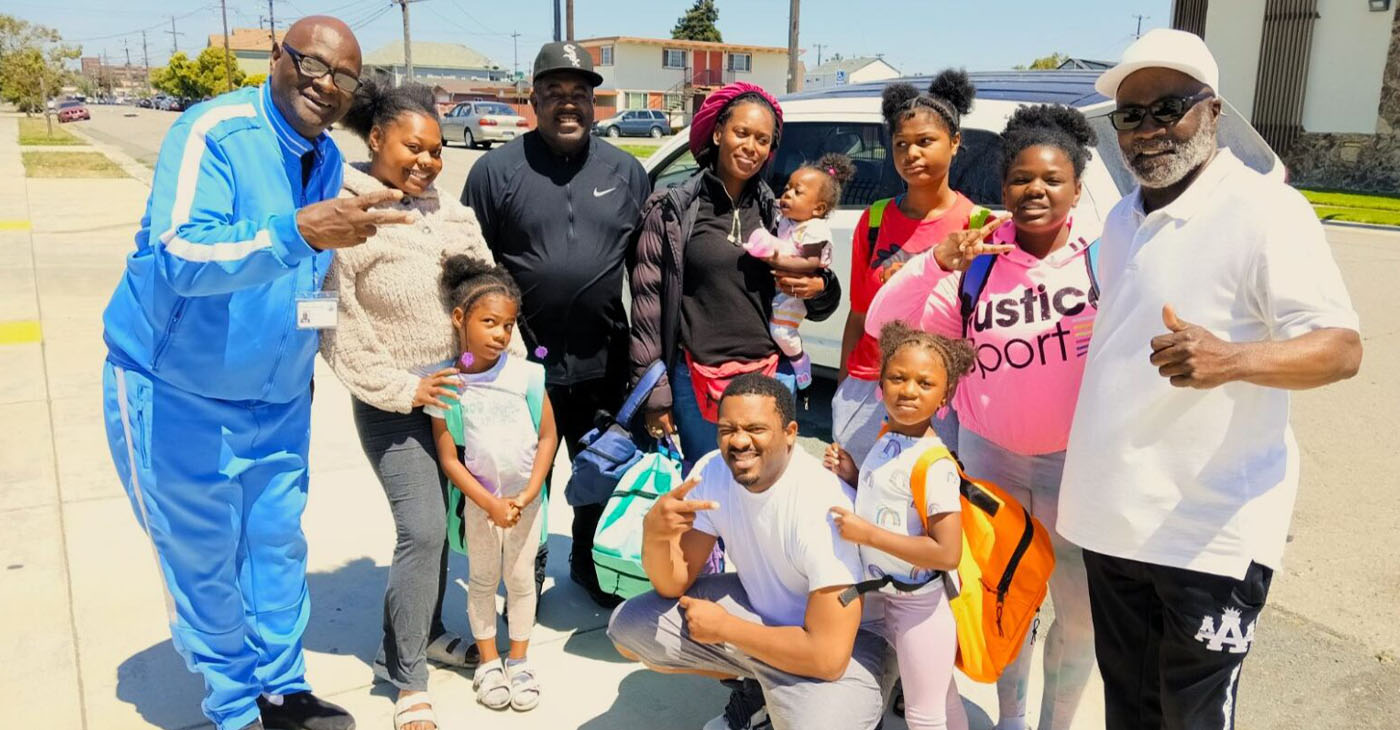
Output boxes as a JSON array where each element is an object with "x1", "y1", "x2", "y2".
[{"x1": 1149, "y1": 304, "x2": 1240, "y2": 389}]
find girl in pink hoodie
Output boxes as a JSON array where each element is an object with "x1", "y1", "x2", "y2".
[{"x1": 864, "y1": 105, "x2": 1102, "y2": 730}]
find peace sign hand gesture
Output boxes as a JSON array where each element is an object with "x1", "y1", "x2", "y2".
[
  {"x1": 643, "y1": 476, "x2": 717, "y2": 541},
  {"x1": 297, "y1": 188, "x2": 420, "y2": 250},
  {"x1": 931, "y1": 212, "x2": 1015, "y2": 273}
]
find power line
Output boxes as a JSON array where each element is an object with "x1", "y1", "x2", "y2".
[
  {"x1": 164, "y1": 16, "x2": 185, "y2": 55},
  {"x1": 350, "y1": 4, "x2": 393, "y2": 30},
  {"x1": 67, "y1": 3, "x2": 216, "y2": 44}
]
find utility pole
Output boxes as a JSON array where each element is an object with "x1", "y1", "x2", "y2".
[
  {"x1": 814, "y1": 42, "x2": 826, "y2": 67},
  {"x1": 220, "y1": 0, "x2": 235, "y2": 92},
  {"x1": 786, "y1": 0, "x2": 800, "y2": 93},
  {"x1": 1133, "y1": 14, "x2": 1149, "y2": 39},
  {"x1": 553, "y1": 0, "x2": 561, "y2": 43},
  {"x1": 395, "y1": 0, "x2": 422, "y2": 82},
  {"x1": 165, "y1": 16, "x2": 184, "y2": 55},
  {"x1": 267, "y1": 0, "x2": 278, "y2": 46},
  {"x1": 511, "y1": 30, "x2": 521, "y2": 80},
  {"x1": 141, "y1": 30, "x2": 151, "y2": 94},
  {"x1": 566, "y1": 0, "x2": 574, "y2": 41}
]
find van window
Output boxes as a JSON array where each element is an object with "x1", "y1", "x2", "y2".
[
  {"x1": 653, "y1": 149, "x2": 699, "y2": 190},
  {"x1": 947, "y1": 128, "x2": 1005, "y2": 208},
  {"x1": 768, "y1": 122, "x2": 901, "y2": 207}
]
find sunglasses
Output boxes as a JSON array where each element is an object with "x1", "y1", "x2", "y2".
[
  {"x1": 1108, "y1": 91, "x2": 1214, "y2": 131},
  {"x1": 281, "y1": 43, "x2": 361, "y2": 94}
]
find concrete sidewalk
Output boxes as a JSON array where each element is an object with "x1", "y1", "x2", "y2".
[
  {"x1": 0, "y1": 114, "x2": 1082, "y2": 730},
  {"x1": 8, "y1": 109, "x2": 1395, "y2": 730}
]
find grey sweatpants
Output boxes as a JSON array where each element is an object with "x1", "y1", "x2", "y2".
[
  {"x1": 607, "y1": 573, "x2": 893, "y2": 730},
  {"x1": 352, "y1": 399, "x2": 451, "y2": 692},
  {"x1": 464, "y1": 494, "x2": 544, "y2": 643}
]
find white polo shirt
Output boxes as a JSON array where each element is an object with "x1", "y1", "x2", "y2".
[{"x1": 1057, "y1": 149, "x2": 1359, "y2": 580}]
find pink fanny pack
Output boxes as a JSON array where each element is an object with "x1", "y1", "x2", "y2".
[{"x1": 683, "y1": 351, "x2": 780, "y2": 422}]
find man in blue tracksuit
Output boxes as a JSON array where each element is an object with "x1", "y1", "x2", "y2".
[{"x1": 100, "y1": 16, "x2": 414, "y2": 730}]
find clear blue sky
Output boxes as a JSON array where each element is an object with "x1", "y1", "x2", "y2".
[{"x1": 10, "y1": 0, "x2": 1171, "y2": 78}]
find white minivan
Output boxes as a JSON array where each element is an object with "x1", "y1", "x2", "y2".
[{"x1": 638, "y1": 70, "x2": 1284, "y2": 374}]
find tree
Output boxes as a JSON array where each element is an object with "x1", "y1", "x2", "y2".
[
  {"x1": 1014, "y1": 52, "x2": 1069, "y2": 71},
  {"x1": 672, "y1": 0, "x2": 721, "y2": 43},
  {"x1": 0, "y1": 14, "x2": 80, "y2": 113},
  {"x1": 242, "y1": 73, "x2": 267, "y2": 88},
  {"x1": 154, "y1": 47, "x2": 246, "y2": 99}
]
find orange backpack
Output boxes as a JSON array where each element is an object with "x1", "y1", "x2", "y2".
[{"x1": 910, "y1": 446, "x2": 1056, "y2": 683}]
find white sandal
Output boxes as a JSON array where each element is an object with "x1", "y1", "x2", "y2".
[
  {"x1": 393, "y1": 693, "x2": 436, "y2": 730},
  {"x1": 425, "y1": 632, "x2": 478, "y2": 669},
  {"x1": 472, "y1": 660, "x2": 511, "y2": 710},
  {"x1": 506, "y1": 659, "x2": 541, "y2": 712}
]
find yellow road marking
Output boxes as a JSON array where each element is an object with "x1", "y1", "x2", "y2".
[{"x1": 0, "y1": 320, "x2": 42, "y2": 344}]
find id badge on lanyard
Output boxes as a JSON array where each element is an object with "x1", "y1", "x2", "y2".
[{"x1": 296, "y1": 258, "x2": 337, "y2": 329}]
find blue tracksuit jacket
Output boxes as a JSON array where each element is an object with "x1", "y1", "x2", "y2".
[{"x1": 102, "y1": 83, "x2": 341, "y2": 402}]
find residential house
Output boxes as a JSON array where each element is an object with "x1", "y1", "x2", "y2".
[
  {"x1": 803, "y1": 56, "x2": 900, "y2": 90},
  {"x1": 206, "y1": 27, "x2": 284, "y2": 77},
  {"x1": 363, "y1": 41, "x2": 509, "y2": 85},
  {"x1": 80, "y1": 56, "x2": 151, "y2": 96},
  {"x1": 1171, "y1": 0, "x2": 1400, "y2": 191},
  {"x1": 576, "y1": 36, "x2": 789, "y2": 124}
]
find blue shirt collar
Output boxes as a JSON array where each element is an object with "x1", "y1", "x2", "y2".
[{"x1": 258, "y1": 83, "x2": 328, "y2": 158}]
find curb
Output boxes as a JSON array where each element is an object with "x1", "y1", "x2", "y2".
[
  {"x1": 1320, "y1": 219, "x2": 1400, "y2": 232},
  {"x1": 59, "y1": 124, "x2": 152, "y2": 188}
]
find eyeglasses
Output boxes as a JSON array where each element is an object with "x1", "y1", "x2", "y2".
[
  {"x1": 1108, "y1": 91, "x2": 1215, "y2": 131},
  {"x1": 281, "y1": 43, "x2": 361, "y2": 94}
]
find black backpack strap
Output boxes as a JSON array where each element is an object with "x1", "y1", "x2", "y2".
[{"x1": 958, "y1": 254, "x2": 998, "y2": 338}]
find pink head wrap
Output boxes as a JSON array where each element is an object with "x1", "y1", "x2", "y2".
[{"x1": 688, "y1": 81, "x2": 784, "y2": 159}]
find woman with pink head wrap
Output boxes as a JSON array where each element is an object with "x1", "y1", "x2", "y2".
[{"x1": 626, "y1": 81, "x2": 842, "y2": 470}]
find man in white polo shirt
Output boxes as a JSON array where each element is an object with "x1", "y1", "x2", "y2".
[{"x1": 1058, "y1": 29, "x2": 1363, "y2": 730}]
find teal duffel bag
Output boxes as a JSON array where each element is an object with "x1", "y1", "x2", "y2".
[{"x1": 592, "y1": 439, "x2": 682, "y2": 599}]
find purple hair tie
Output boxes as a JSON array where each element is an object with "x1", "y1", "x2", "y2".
[
  {"x1": 458, "y1": 352, "x2": 474, "y2": 369},
  {"x1": 825, "y1": 166, "x2": 836, "y2": 176},
  {"x1": 533, "y1": 346, "x2": 549, "y2": 359}
]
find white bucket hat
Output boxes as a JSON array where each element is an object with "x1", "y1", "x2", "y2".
[{"x1": 1094, "y1": 29, "x2": 1220, "y2": 99}]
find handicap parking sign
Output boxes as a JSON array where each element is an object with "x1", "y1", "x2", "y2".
[{"x1": 835, "y1": 70, "x2": 848, "y2": 84}]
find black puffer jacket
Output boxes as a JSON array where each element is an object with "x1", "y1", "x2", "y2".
[{"x1": 627, "y1": 171, "x2": 842, "y2": 411}]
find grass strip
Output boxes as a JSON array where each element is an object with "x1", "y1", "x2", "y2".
[
  {"x1": 18, "y1": 117, "x2": 83, "y2": 146},
  {"x1": 21, "y1": 151, "x2": 127, "y2": 178}
]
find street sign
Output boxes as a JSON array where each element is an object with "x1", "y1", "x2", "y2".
[{"x1": 835, "y1": 69, "x2": 847, "y2": 84}]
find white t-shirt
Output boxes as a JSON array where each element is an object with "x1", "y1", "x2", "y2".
[
  {"x1": 776, "y1": 216, "x2": 834, "y2": 268},
  {"x1": 424, "y1": 353, "x2": 541, "y2": 498},
  {"x1": 690, "y1": 448, "x2": 863, "y2": 627},
  {"x1": 854, "y1": 432, "x2": 961, "y2": 595},
  {"x1": 1058, "y1": 150, "x2": 1359, "y2": 580}
]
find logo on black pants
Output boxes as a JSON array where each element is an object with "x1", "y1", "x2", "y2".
[{"x1": 1194, "y1": 607, "x2": 1256, "y2": 653}]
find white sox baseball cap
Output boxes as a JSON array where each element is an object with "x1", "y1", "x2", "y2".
[{"x1": 1095, "y1": 29, "x2": 1220, "y2": 99}]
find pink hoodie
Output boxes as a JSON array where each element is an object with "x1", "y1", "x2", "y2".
[{"x1": 864, "y1": 220, "x2": 1100, "y2": 456}]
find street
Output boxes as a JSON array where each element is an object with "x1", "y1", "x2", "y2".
[{"x1": 2, "y1": 105, "x2": 1397, "y2": 729}]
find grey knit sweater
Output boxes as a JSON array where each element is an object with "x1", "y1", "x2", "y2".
[{"x1": 319, "y1": 162, "x2": 512, "y2": 413}]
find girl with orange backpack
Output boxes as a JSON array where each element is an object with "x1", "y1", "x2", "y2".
[
  {"x1": 824, "y1": 321, "x2": 976, "y2": 730},
  {"x1": 865, "y1": 105, "x2": 1104, "y2": 730}
]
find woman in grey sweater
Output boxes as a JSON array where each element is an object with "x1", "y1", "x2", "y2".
[{"x1": 319, "y1": 78, "x2": 516, "y2": 730}]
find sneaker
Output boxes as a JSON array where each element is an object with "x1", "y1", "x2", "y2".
[
  {"x1": 701, "y1": 678, "x2": 770, "y2": 730},
  {"x1": 792, "y1": 353, "x2": 813, "y2": 390},
  {"x1": 257, "y1": 692, "x2": 355, "y2": 730}
]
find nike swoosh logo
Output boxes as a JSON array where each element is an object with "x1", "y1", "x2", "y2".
[{"x1": 593, "y1": 186, "x2": 618, "y2": 197}]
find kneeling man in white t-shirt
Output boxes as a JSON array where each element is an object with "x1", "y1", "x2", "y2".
[{"x1": 608, "y1": 373, "x2": 891, "y2": 730}]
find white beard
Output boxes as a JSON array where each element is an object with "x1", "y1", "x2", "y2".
[{"x1": 1129, "y1": 115, "x2": 1219, "y2": 189}]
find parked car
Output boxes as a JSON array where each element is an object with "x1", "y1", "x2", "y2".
[
  {"x1": 440, "y1": 101, "x2": 529, "y2": 149},
  {"x1": 593, "y1": 109, "x2": 672, "y2": 138},
  {"x1": 56, "y1": 100, "x2": 90, "y2": 123},
  {"x1": 641, "y1": 70, "x2": 1285, "y2": 373}
]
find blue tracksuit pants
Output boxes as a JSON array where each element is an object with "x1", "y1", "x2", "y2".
[{"x1": 102, "y1": 361, "x2": 313, "y2": 730}]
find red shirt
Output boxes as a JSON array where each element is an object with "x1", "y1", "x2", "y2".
[{"x1": 845, "y1": 193, "x2": 975, "y2": 380}]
